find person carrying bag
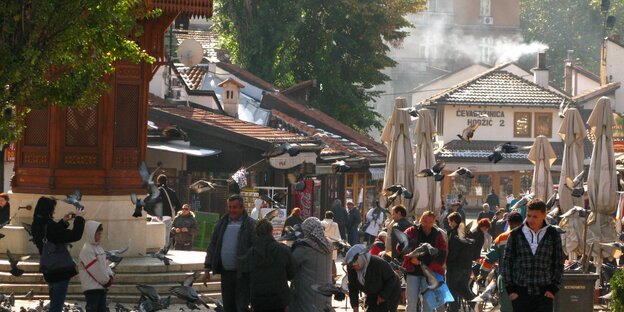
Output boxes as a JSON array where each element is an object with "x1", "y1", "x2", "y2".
[{"x1": 32, "y1": 197, "x2": 85, "y2": 312}]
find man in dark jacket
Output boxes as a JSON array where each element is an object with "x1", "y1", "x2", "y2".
[
  {"x1": 441, "y1": 202, "x2": 466, "y2": 233},
  {"x1": 346, "y1": 200, "x2": 361, "y2": 246},
  {"x1": 172, "y1": 204, "x2": 199, "y2": 250},
  {"x1": 157, "y1": 174, "x2": 182, "y2": 249},
  {"x1": 248, "y1": 219, "x2": 295, "y2": 312},
  {"x1": 502, "y1": 199, "x2": 564, "y2": 312},
  {"x1": 330, "y1": 199, "x2": 348, "y2": 240},
  {"x1": 486, "y1": 189, "x2": 500, "y2": 210},
  {"x1": 387, "y1": 205, "x2": 412, "y2": 261},
  {"x1": 204, "y1": 195, "x2": 256, "y2": 312}
]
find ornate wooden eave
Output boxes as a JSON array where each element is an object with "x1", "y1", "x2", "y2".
[{"x1": 148, "y1": 0, "x2": 213, "y2": 18}]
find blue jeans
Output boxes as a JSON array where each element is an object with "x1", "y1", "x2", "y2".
[
  {"x1": 48, "y1": 279, "x2": 70, "y2": 312},
  {"x1": 406, "y1": 275, "x2": 442, "y2": 312}
]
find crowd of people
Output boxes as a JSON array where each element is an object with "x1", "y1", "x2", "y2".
[{"x1": 24, "y1": 179, "x2": 570, "y2": 312}]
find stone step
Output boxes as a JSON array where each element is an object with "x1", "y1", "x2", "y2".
[
  {"x1": 0, "y1": 259, "x2": 207, "y2": 274},
  {"x1": 0, "y1": 271, "x2": 220, "y2": 284},
  {"x1": 65, "y1": 292, "x2": 223, "y2": 304},
  {"x1": 0, "y1": 281, "x2": 221, "y2": 297}
]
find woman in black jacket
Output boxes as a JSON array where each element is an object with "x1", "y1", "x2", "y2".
[
  {"x1": 31, "y1": 197, "x2": 85, "y2": 312},
  {"x1": 346, "y1": 244, "x2": 401, "y2": 312},
  {"x1": 446, "y1": 212, "x2": 476, "y2": 312},
  {"x1": 248, "y1": 219, "x2": 296, "y2": 312}
]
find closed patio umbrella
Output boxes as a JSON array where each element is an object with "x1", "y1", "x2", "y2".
[
  {"x1": 380, "y1": 97, "x2": 415, "y2": 212},
  {"x1": 558, "y1": 108, "x2": 586, "y2": 213},
  {"x1": 413, "y1": 108, "x2": 440, "y2": 218},
  {"x1": 586, "y1": 97, "x2": 618, "y2": 261},
  {"x1": 528, "y1": 135, "x2": 556, "y2": 202}
]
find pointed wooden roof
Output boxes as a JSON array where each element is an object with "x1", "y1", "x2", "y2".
[{"x1": 150, "y1": 0, "x2": 213, "y2": 18}]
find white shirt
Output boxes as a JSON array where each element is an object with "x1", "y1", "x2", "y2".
[
  {"x1": 521, "y1": 223, "x2": 549, "y2": 255},
  {"x1": 364, "y1": 208, "x2": 384, "y2": 236}
]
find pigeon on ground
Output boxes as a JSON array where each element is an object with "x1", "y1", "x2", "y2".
[
  {"x1": 416, "y1": 161, "x2": 446, "y2": 181},
  {"x1": 262, "y1": 142, "x2": 299, "y2": 158},
  {"x1": 169, "y1": 286, "x2": 211, "y2": 310},
  {"x1": 564, "y1": 171, "x2": 585, "y2": 198},
  {"x1": 204, "y1": 297, "x2": 224, "y2": 312},
  {"x1": 149, "y1": 251, "x2": 172, "y2": 266},
  {"x1": 181, "y1": 272, "x2": 199, "y2": 287},
  {"x1": 136, "y1": 284, "x2": 161, "y2": 303},
  {"x1": 7, "y1": 249, "x2": 30, "y2": 277},
  {"x1": 448, "y1": 167, "x2": 474, "y2": 179},
  {"x1": 457, "y1": 124, "x2": 479, "y2": 142},
  {"x1": 188, "y1": 180, "x2": 215, "y2": 194},
  {"x1": 115, "y1": 302, "x2": 130, "y2": 312},
  {"x1": 62, "y1": 189, "x2": 84, "y2": 210},
  {"x1": 331, "y1": 160, "x2": 351, "y2": 174}
]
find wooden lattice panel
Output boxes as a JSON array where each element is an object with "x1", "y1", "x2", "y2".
[
  {"x1": 63, "y1": 153, "x2": 98, "y2": 167},
  {"x1": 114, "y1": 84, "x2": 140, "y2": 148},
  {"x1": 113, "y1": 149, "x2": 138, "y2": 168},
  {"x1": 66, "y1": 107, "x2": 98, "y2": 147},
  {"x1": 23, "y1": 109, "x2": 49, "y2": 147},
  {"x1": 21, "y1": 152, "x2": 48, "y2": 167}
]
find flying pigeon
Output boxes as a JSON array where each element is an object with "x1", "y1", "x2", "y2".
[
  {"x1": 392, "y1": 228, "x2": 412, "y2": 256},
  {"x1": 487, "y1": 142, "x2": 529, "y2": 163},
  {"x1": 278, "y1": 224, "x2": 304, "y2": 241},
  {"x1": 599, "y1": 241, "x2": 624, "y2": 252},
  {"x1": 104, "y1": 246, "x2": 128, "y2": 269},
  {"x1": 564, "y1": 171, "x2": 585, "y2": 198},
  {"x1": 472, "y1": 279, "x2": 497, "y2": 302},
  {"x1": 162, "y1": 125, "x2": 188, "y2": 141},
  {"x1": 448, "y1": 167, "x2": 474, "y2": 179},
  {"x1": 416, "y1": 161, "x2": 446, "y2": 181},
  {"x1": 7, "y1": 249, "x2": 30, "y2": 277},
  {"x1": 510, "y1": 193, "x2": 534, "y2": 212},
  {"x1": 259, "y1": 194, "x2": 285, "y2": 209},
  {"x1": 188, "y1": 180, "x2": 215, "y2": 194},
  {"x1": 420, "y1": 263, "x2": 441, "y2": 290},
  {"x1": 559, "y1": 206, "x2": 589, "y2": 219},
  {"x1": 396, "y1": 105, "x2": 422, "y2": 118},
  {"x1": 62, "y1": 189, "x2": 84, "y2": 210},
  {"x1": 405, "y1": 243, "x2": 439, "y2": 259},
  {"x1": 331, "y1": 160, "x2": 351, "y2": 174},
  {"x1": 134, "y1": 162, "x2": 163, "y2": 218},
  {"x1": 21, "y1": 223, "x2": 33, "y2": 242},
  {"x1": 310, "y1": 283, "x2": 348, "y2": 297},
  {"x1": 457, "y1": 124, "x2": 480, "y2": 142},
  {"x1": 327, "y1": 237, "x2": 351, "y2": 257},
  {"x1": 136, "y1": 284, "x2": 161, "y2": 303},
  {"x1": 262, "y1": 142, "x2": 299, "y2": 158},
  {"x1": 558, "y1": 99, "x2": 570, "y2": 118},
  {"x1": 262, "y1": 208, "x2": 280, "y2": 221},
  {"x1": 545, "y1": 190, "x2": 558, "y2": 210},
  {"x1": 384, "y1": 184, "x2": 414, "y2": 208}
]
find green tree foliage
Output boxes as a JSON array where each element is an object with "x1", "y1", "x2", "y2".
[
  {"x1": 0, "y1": 0, "x2": 158, "y2": 143},
  {"x1": 611, "y1": 269, "x2": 624, "y2": 312},
  {"x1": 216, "y1": 0, "x2": 425, "y2": 133},
  {"x1": 519, "y1": 0, "x2": 624, "y2": 86}
]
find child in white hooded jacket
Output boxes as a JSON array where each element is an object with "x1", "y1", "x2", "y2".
[{"x1": 79, "y1": 221, "x2": 114, "y2": 312}]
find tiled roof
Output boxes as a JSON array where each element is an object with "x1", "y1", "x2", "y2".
[
  {"x1": 151, "y1": 0, "x2": 213, "y2": 17},
  {"x1": 271, "y1": 110, "x2": 386, "y2": 163},
  {"x1": 436, "y1": 139, "x2": 593, "y2": 164},
  {"x1": 177, "y1": 65, "x2": 208, "y2": 90},
  {"x1": 148, "y1": 94, "x2": 313, "y2": 144},
  {"x1": 426, "y1": 70, "x2": 570, "y2": 107},
  {"x1": 261, "y1": 92, "x2": 387, "y2": 157},
  {"x1": 216, "y1": 62, "x2": 278, "y2": 91},
  {"x1": 174, "y1": 30, "x2": 218, "y2": 62},
  {"x1": 572, "y1": 82, "x2": 620, "y2": 103}
]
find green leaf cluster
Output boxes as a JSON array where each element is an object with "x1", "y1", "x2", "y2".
[
  {"x1": 215, "y1": 0, "x2": 425, "y2": 133},
  {"x1": 0, "y1": 0, "x2": 157, "y2": 144},
  {"x1": 519, "y1": 0, "x2": 624, "y2": 86},
  {"x1": 611, "y1": 269, "x2": 624, "y2": 312}
]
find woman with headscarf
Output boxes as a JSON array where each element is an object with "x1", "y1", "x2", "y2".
[
  {"x1": 346, "y1": 244, "x2": 401, "y2": 312},
  {"x1": 31, "y1": 197, "x2": 85, "y2": 312},
  {"x1": 287, "y1": 217, "x2": 333, "y2": 312}
]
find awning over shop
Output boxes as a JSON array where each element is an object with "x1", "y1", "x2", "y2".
[
  {"x1": 147, "y1": 142, "x2": 221, "y2": 157},
  {"x1": 369, "y1": 167, "x2": 386, "y2": 180},
  {"x1": 269, "y1": 152, "x2": 317, "y2": 169}
]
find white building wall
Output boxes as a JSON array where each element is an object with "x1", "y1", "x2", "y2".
[
  {"x1": 3, "y1": 162, "x2": 12, "y2": 192},
  {"x1": 146, "y1": 150, "x2": 186, "y2": 172},
  {"x1": 606, "y1": 40, "x2": 624, "y2": 112},
  {"x1": 437, "y1": 105, "x2": 562, "y2": 144},
  {"x1": 575, "y1": 74, "x2": 600, "y2": 96},
  {"x1": 149, "y1": 66, "x2": 169, "y2": 99}
]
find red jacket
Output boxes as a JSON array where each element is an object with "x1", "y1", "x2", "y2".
[{"x1": 401, "y1": 225, "x2": 447, "y2": 276}]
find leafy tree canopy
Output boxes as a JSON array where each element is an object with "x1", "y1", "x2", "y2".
[
  {"x1": 519, "y1": 0, "x2": 624, "y2": 86},
  {"x1": 0, "y1": 0, "x2": 158, "y2": 143},
  {"x1": 215, "y1": 0, "x2": 425, "y2": 133}
]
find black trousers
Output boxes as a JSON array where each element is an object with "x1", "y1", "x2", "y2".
[
  {"x1": 221, "y1": 270, "x2": 250, "y2": 312},
  {"x1": 511, "y1": 293, "x2": 553, "y2": 312},
  {"x1": 446, "y1": 267, "x2": 475, "y2": 312},
  {"x1": 84, "y1": 289, "x2": 107, "y2": 312}
]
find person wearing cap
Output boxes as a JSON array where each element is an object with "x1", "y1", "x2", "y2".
[
  {"x1": 369, "y1": 231, "x2": 387, "y2": 256},
  {"x1": 346, "y1": 244, "x2": 401, "y2": 312},
  {"x1": 441, "y1": 201, "x2": 465, "y2": 233},
  {"x1": 502, "y1": 199, "x2": 564, "y2": 312},
  {"x1": 479, "y1": 211, "x2": 524, "y2": 312},
  {"x1": 171, "y1": 204, "x2": 199, "y2": 250},
  {"x1": 346, "y1": 199, "x2": 361, "y2": 246}
]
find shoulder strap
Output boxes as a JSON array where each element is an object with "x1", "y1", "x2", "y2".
[
  {"x1": 80, "y1": 259, "x2": 106, "y2": 287},
  {"x1": 160, "y1": 186, "x2": 175, "y2": 216}
]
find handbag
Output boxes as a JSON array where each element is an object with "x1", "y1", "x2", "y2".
[
  {"x1": 39, "y1": 224, "x2": 77, "y2": 275},
  {"x1": 421, "y1": 272, "x2": 454, "y2": 310}
]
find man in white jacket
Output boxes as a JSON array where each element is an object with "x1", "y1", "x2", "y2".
[{"x1": 79, "y1": 221, "x2": 114, "y2": 312}]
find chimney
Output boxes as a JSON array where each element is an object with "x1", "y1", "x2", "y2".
[
  {"x1": 217, "y1": 78, "x2": 245, "y2": 118},
  {"x1": 564, "y1": 50, "x2": 574, "y2": 95},
  {"x1": 532, "y1": 52, "x2": 549, "y2": 89}
]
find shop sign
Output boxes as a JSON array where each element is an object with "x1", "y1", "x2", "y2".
[
  {"x1": 269, "y1": 152, "x2": 317, "y2": 169},
  {"x1": 455, "y1": 109, "x2": 506, "y2": 127},
  {"x1": 4, "y1": 142, "x2": 15, "y2": 162},
  {"x1": 613, "y1": 113, "x2": 624, "y2": 153},
  {"x1": 291, "y1": 179, "x2": 314, "y2": 218}
]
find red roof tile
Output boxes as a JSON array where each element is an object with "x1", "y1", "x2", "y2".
[{"x1": 216, "y1": 62, "x2": 278, "y2": 91}]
